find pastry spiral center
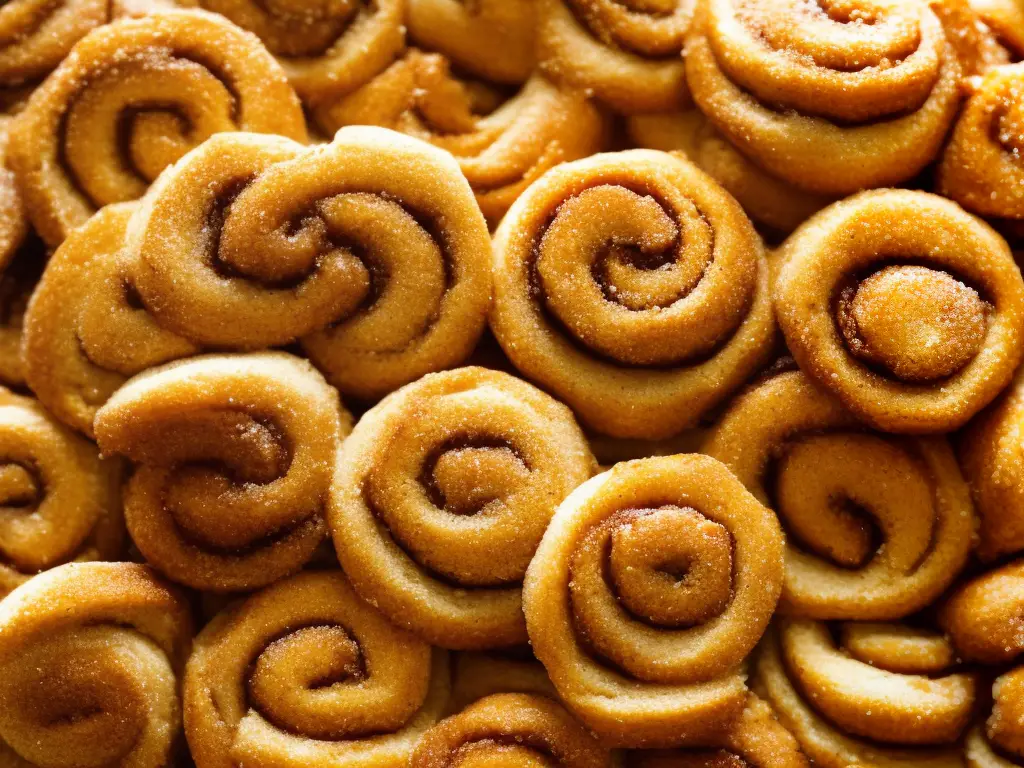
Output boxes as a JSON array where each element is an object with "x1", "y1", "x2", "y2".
[
  {"x1": 838, "y1": 265, "x2": 987, "y2": 382},
  {"x1": 430, "y1": 446, "x2": 531, "y2": 516}
]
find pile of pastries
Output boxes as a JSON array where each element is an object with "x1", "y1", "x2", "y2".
[{"x1": 0, "y1": 0, "x2": 1023, "y2": 766}]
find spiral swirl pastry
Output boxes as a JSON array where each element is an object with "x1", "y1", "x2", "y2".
[
  {"x1": 407, "y1": 0, "x2": 536, "y2": 84},
  {"x1": 966, "y1": 668, "x2": 1024, "y2": 768},
  {"x1": 412, "y1": 693, "x2": 613, "y2": 768},
  {"x1": 0, "y1": 238, "x2": 44, "y2": 389},
  {"x1": 628, "y1": 695, "x2": 810, "y2": 768},
  {"x1": 313, "y1": 52, "x2": 609, "y2": 225},
  {"x1": 971, "y1": 0, "x2": 1024, "y2": 57},
  {"x1": 450, "y1": 653, "x2": 558, "y2": 712},
  {"x1": 491, "y1": 149, "x2": 774, "y2": 440},
  {"x1": 7, "y1": 10, "x2": 308, "y2": 248},
  {"x1": 184, "y1": 570, "x2": 450, "y2": 768},
  {"x1": 0, "y1": 390, "x2": 123, "y2": 597},
  {"x1": 0, "y1": 118, "x2": 26, "y2": 273},
  {"x1": 755, "y1": 619, "x2": 975, "y2": 768},
  {"x1": 939, "y1": 64, "x2": 1024, "y2": 222},
  {"x1": 330, "y1": 366, "x2": 596, "y2": 649},
  {"x1": 93, "y1": 351, "x2": 350, "y2": 592},
  {"x1": 537, "y1": 0, "x2": 694, "y2": 114},
  {"x1": 0, "y1": 0, "x2": 106, "y2": 87},
  {"x1": 523, "y1": 454, "x2": 784, "y2": 747},
  {"x1": 180, "y1": 0, "x2": 403, "y2": 107},
  {"x1": 685, "y1": 0, "x2": 964, "y2": 196},
  {"x1": 23, "y1": 202, "x2": 199, "y2": 437},
  {"x1": 774, "y1": 190, "x2": 1024, "y2": 434},
  {"x1": 125, "y1": 127, "x2": 492, "y2": 398},
  {"x1": 627, "y1": 109, "x2": 832, "y2": 235},
  {"x1": 0, "y1": 562, "x2": 192, "y2": 768},
  {"x1": 941, "y1": 560, "x2": 1024, "y2": 666},
  {"x1": 705, "y1": 370, "x2": 974, "y2": 619}
]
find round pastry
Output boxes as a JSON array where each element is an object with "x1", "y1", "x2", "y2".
[
  {"x1": 939, "y1": 63, "x2": 1024, "y2": 222},
  {"x1": 172, "y1": 0, "x2": 403, "y2": 107},
  {"x1": 941, "y1": 560, "x2": 1024, "y2": 665},
  {"x1": 313, "y1": 52, "x2": 609, "y2": 225},
  {"x1": 330, "y1": 366, "x2": 596, "y2": 649},
  {"x1": 7, "y1": 10, "x2": 308, "y2": 246},
  {"x1": 628, "y1": 695, "x2": 810, "y2": 768},
  {"x1": 124, "y1": 126, "x2": 492, "y2": 399},
  {"x1": 407, "y1": 0, "x2": 535, "y2": 84},
  {"x1": 23, "y1": 202, "x2": 199, "y2": 437},
  {"x1": 185, "y1": 570, "x2": 450, "y2": 768},
  {"x1": 971, "y1": 0, "x2": 1024, "y2": 57},
  {"x1": 0, "y1": 562, "x2": 192, "y2": 768},
  {"x1": 755, "y1": 619, "x2": 975, "y2": 768},
  {"x1": 0, "y1": 0, "x2": 108, "y2": 87},
  {"x1": 0, "y1": 237, "x2": 45, "y2": 389},
  {"x1": 686, "y1": 0, "x2": 964, "y2": 196},
  {"x1": 705, "y1": 370, "x2": 974, "y2": 619},
  {"x1": 411, "y1": 693, "x2": 613, "y2": 768},
  {"x1": 537, "y1": 0, "x2": 695, "y2": 114},
  {"x1": 0, "y1": 117, "x2": 26, "y2": 272},
  {"x1": 966, "y1": 668, "x2": 1024, "y2": 768},
  {"x1": 627, "y1": 109, "x2": 831, "y2": 234},
  {"x1": 93, "y1": 352, "x2": 350, "y2": 592},
  {"x1": 523, "y1": 453, "x2": 784, "y2": 747},
  {"x1": 0, "y1": 390, "x2": 123, "y2": 597},
  {"x1": 774, "y1": 190, "x2": 1024, "y2": 433},
  {"x1": 491, "y1": 149, "x2": 774, "y2": 439}
]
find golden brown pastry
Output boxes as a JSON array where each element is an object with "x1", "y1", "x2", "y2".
[
  {"x1": 524, "y1": 454, "x2": 784, "y2": 747},
  {"x1": 971, "y1": 0, "x2": 1024, "y2": 56},
  {"x1": 491, "y1": 149, "x2": 774, "y2": 439},
  {"x1": 939, "y1": 63, "x2": 1024, "y2": 222},
  {"x1": 0, "y1": 390, "x2": 123, "y2": 597},
  {"x1": 23, "y1": 202, "x2": 199, "y2": 437},
  {"x1": 7, "y1": 10, "x2": 308, "y2": 247},
  {"x1": 959, "y1": 366, "x2": 1024, "y2": 562},
  {"x1": 0, "y1": 0, "x2": 107, "y2": 87},
  {"x1": 774, "y1": 190, "x2": 1024, "y2": 433},
  {"x1": 0, "y1": 117, "x2": 26, "y2": 271},
  {"x1": 966, "y1": 668, "x2": 1024, "y2": 768},
  {"x1": 185, "y1": 570, "x2": 450, "y2": 768},
  {"x1": 941, "y1": 560, "x2": 1024, "y2": 665},
  {"x1": 124, "y1": 127, "x2": 492, "y2": 399},
  {"x1": 330, "y1": 366, "x2": 596, "y2": 649},
  {"x1": 627, "y1": 109, "x2": 831, "y2": 235},
  {"x1": 0, "y1": 237, "x2": 44, "y2": 389},
  {"x1": 412, "y1": 693, "x2": 613, "y2": 768},
  {"x1": 407, "y1": 0, "x2": 535, "y2": 84},
  {"x1": 174, "y1": 0, "x2": 402, "y2": 108},
  {"x1": 0, "y1": 561, "x2": 192, "y2": 767},
  {"x1": 628, "y1": 695, "x2": 810, "y2": 768},
  {"x1": 537, "y1": 0, "x2": 694, "y2": 113},
  {"x1": 313, "y1": 51, "x2": 609, "y2": 225},
  {"x1": 93, "y1": 352, "x2": 350, "y2": 593},
  {"x1": 686, "y1": 0, "x2": 964, "y2": 196},
  {"x1": 449, "y1": 653, "x2": 558, "y2": 712},
  {"x1": 755, "y1": 619, "x2": 975, "y2": 768},
  {"x1": 706, "y1": 370, "x2": 974, "y2": 619}
]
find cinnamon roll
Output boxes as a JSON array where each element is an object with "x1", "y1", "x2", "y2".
[
  {"x1": 941, "y1": 560, "x2": 1024, "y2": 665},
  {"x1": 774, "y1": 190, "x2": 1024, "y2": 433},
  {"x1": 0, "y1": 117, "x2": 26, "y2": 272},
  {"x1": 0, "y1": 237, "x2": 45, "y2": 389},
  {"x1": 0, "y1": 0, "x2": 107, "y2": 87},
  {"x1": 93, "y1": 352, "x2": 350, "y2": 592},
  {"x1": 971, "y1": 0, "x2": 1024, "y2": 57},
  {"x1": 0, "y1": 562, "x2": 192, "y2": 768},
  {"x1": 330, "y1": 366, "x2": 596, "y2": 649},
  {"x1": 491, "y1": 149, "x2": 774, "y2": 439},
  {"x1": 412, "y1": 693, "x2": 613, "y2": 768},
  {"x1": 706, "y1": 370, "x2": 974, "y2": 619},
  {"x1": 7, "y1": 10, "x2": 307, "y2": 246},
  {"x1": 313, "y1": 52, "x2": 609, "y2": 225},
  {"x1": 185, "y1": 570, "x2": 450, "y2": 768},
  {"x1": 755, "y1": 619, "x2": 975, "y2": 768},
  {"x1": 0, "y1": 390, "x2": 123, "y2": 597},
  {"x1": 537, "y1": 0, "x2": 694, "y2": 114},
  {"x1": 939, "y1": 63, "x2": 1024, "y2": 222},
  {"x1": 966, "y1": 668, "x2": 1024, "y2": 768},
  {"x1": 685, "y1": 0, "x2": 964, "y2": 196},
  {"x1": 628, "y1": 695, "x2": 809, "y2": 768},
  {"x1": 23, "y1": 202, "x2": 199, "y2": 437},
  {"x1": 124, "y1": 127, "x2": 492, "y2": 399},
  {"x1": 407, "y1": 0, "x2": 535, "y2": 84},
  {"x1": 523, "y1": 454, "x2": 784, "y2": 747}
]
